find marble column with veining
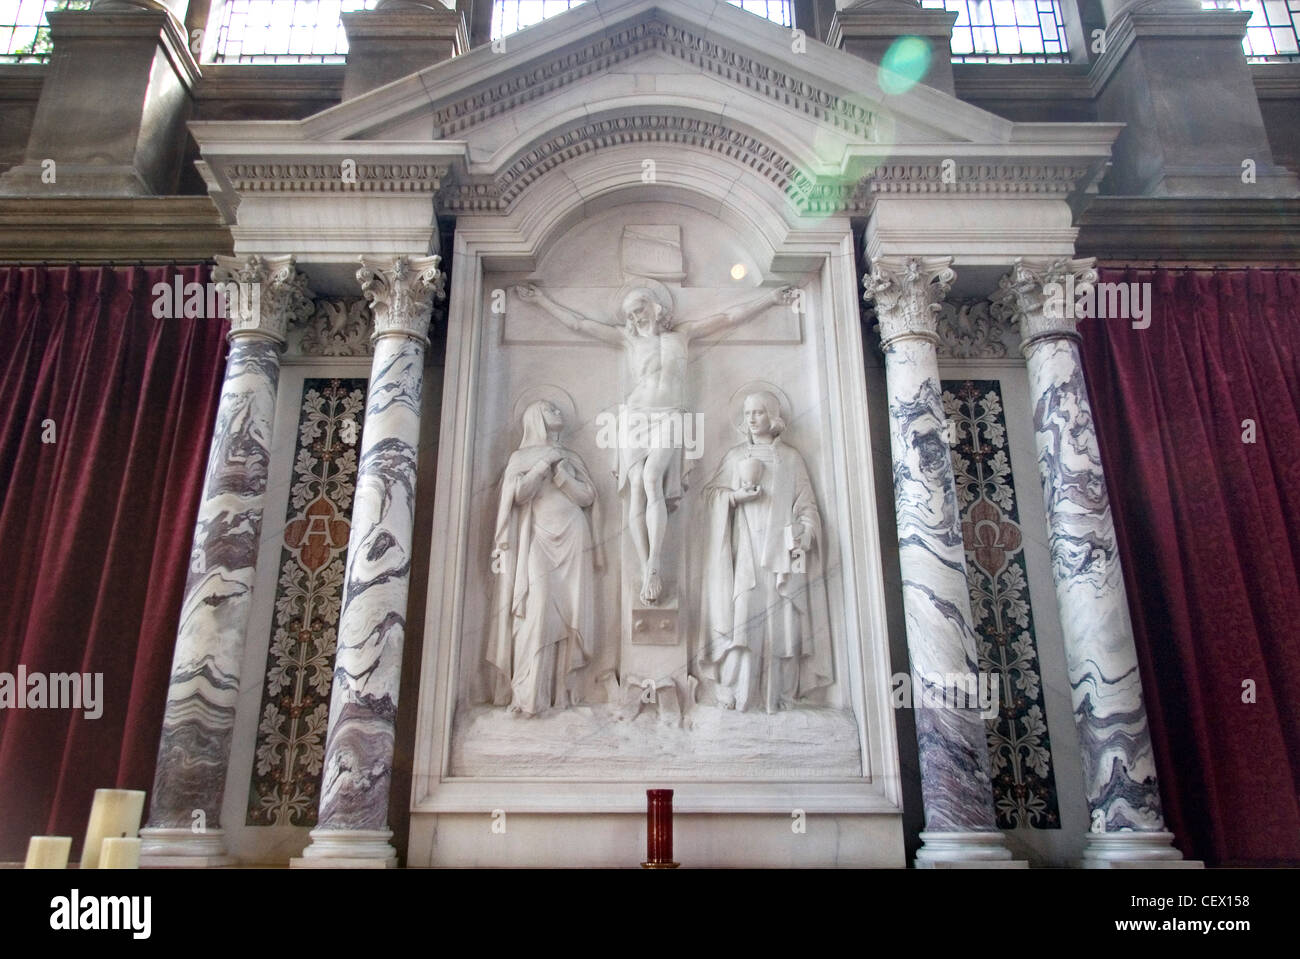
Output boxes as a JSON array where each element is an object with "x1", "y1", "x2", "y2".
[
  {"x1": 994, "y1": 258, "x2": 1184, "y2": 864},
  {"x1": 865, "y1": 256, "x2": 1014, "y2": 865},
  {"x1": 297, "y1": 255, "x2": 444, "y2": 867},
  {"x1": 140, "y1": 255, "x2": 313, "y2": 865}
]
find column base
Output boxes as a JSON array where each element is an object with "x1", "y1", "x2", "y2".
[
  {"x1": 913, "y1": 830, "x2": 1028, "y2": 867},
  {"x1": 138, "y1": 827, "x2": 233, "y2": 868},
  {"x1": 291, "y1": 828, "x2": 399, "y2": 869},
  {"x1": 1081, "y1": 831, "x2": 1202, "y2": 868}
]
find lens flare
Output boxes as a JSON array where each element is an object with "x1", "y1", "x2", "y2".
[{"x1": 879, "y1": 36, "x2": 932, "y2": 96}]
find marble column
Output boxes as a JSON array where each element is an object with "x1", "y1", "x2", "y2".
[
  {"x1": 865, "y1": 256, "x2": 1016, "y2": 866},
  {"x1": 296, "y1": 255, "x2": 444, "y2": 868},
  {"x1": 140, "y1": 255, "x2": 313, "y2": 866},
  {"x1": 993, "y1": 258, "x2": 1185, "y2": 865}
]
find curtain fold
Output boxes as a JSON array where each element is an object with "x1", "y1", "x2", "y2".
[
  {"x1": 1079, "y1": 267, "x2": 1300, "y2": 866},
  {"x1": 0, "y1": 265, "x2": 228, "y2": 860}
]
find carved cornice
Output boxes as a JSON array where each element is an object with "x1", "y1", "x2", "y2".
[
  {"x1": 356, "y1": 255, "x2": 446, "y2": 345},
  {"x1": 437, "y1": 117, "x2": 1095, "y2": 219},
  {"x1": 863, "y1": 255, "x2": 955, "y2": 350},
  {"x1": 295, "y1": 298, "x2": 374, "y2": 356},
  {"x1": 213, "y1": 254, "x2": 314, "y2": 344},
  {"x1": 428, "y1": 18, "x2": 877, "y2": 142},
  {"x1": 936, "y1": 299, "x2": 1010, "y2": 359},
  {"x1": 227, "y1": 163, "x2": 447, "y2": 195},
  {"x1": 441, "y1": 143, "x2": 1097, "y2": 217},
  {"x1": 991, "y1": 256, "x2": 1098, "y2": 349},
  {"x1": 865, "y1": 162, "x2": 1094, "y2": 196}
]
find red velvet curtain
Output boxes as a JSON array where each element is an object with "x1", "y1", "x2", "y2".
[
  {"x1": 1079, "y1": 267, "x2": 1300, "y2": 866},
  {"x1": 0, "y1": 264, "x2": 228, "y2": 861}
]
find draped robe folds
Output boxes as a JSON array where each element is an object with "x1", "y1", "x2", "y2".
[
  {"x1": 488, "y1": 444, "x2": 603, "y2": 714},
  {"x1": 698, "y1": 439, "x2": 834, "y2": 708}
]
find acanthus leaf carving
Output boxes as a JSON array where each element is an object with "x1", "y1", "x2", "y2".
[
  {"x1": 936, "y1": 300, "x2": 1010, "y2": 360},
  {"x1": 356, "y1": 254, "x2": 447, "y2": 344},
  {"x1": 213, "y1": 253, "x2": 314, "y2": 344},
  {"x1": 863, "y1": 255, "x2": 955, "y2": 349},
  {"x1": 297, "y1": 299, "x2": 375, "y2": 357}
]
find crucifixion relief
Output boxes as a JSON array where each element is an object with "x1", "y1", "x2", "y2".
[{"x1": 514, "y1": 280, "x2": 792, "y2": 605}]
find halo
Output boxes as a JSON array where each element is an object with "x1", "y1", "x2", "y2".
[
  {"x1": 611, "y1": 278, "x2": 676, "y2": 321},
  {"x1": 730, "y1": 381, "x2": 793, "y2": 437},
  {"x1": 512, "y1": 385, "x2": 578, "y2": 437}
]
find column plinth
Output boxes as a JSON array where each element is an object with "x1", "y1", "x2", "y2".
[{"x1": 0, "y1": 8, "x2": 199, "y2": 197}]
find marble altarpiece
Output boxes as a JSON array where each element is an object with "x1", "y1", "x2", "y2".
[{"x1": 156, "y1": 0, "x2": 1188, "y2": 869}]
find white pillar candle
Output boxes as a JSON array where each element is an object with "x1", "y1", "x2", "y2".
[
  {"x1": 98, "y1": 837, "x2": 142, "y2": 869},
  {"x1": 24, "y1": 836, "x2": 72, "y2": 869},
  {"x1": 80, "y1": 788, "x2": 146, "y2": 869}
]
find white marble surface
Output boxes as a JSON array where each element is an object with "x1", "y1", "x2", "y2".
[
  {"x1": 410, "y1": 810, "x2": 906, "y2": 869},
  {"x1": 450, "y1": 702, "x2": 862, "y2": 779},
  {"x1": 413, "y1": 194, "x2": 902, "y2": 860}
]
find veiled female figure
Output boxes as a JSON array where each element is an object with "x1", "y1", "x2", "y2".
[
  {"x1": 697, "y1": 392, "x2": 833, "y2": 712},
  {"x1": 488, "y1": 400, "x2": 603, "y2": 715}
]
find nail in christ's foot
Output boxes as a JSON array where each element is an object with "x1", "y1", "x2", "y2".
[{"x1": 640, "y1": 569, "x2": 663, "y2": 605}]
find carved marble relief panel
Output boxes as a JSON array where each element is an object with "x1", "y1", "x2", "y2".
[{"x1": 445, "y1": 202, "x2": 864, "y2": 780}]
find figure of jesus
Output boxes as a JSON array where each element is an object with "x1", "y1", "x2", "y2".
[{"x1": 515, "y1": 281, "x2": 793, "y2": 605}]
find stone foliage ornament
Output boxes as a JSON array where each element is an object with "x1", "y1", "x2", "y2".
[
  {"x1": 299, "y1": 299, "x2": 374, "y2": 356},
  {"x1": 936, "y1": 300, "x2": 1009, "y2": 359}
]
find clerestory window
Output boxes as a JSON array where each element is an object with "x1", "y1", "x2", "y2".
[
  {"x1": 919, "y1": 0, "x2": 1069, "y2": 62},
  {"x1": 0, "y1": 0, "x2": 91, "y2": 63},
  {"x1": 212, "y1": 0, "x2": 380, "y2": 63},
  {"x1": 1202, "y1": 0, "x2": 1300, "y2": 61},
  {"x1": 491, "y1": 0, "x2": 793, "y2": 39}
]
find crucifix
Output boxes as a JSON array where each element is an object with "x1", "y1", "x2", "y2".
[{"x1": 514, "y1": 280, "x2": 791, "y2": 604}]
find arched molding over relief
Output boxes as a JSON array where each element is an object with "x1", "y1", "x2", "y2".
[
  {"x1": 441, "y1": 111, "x2": 840, "y2": 218},
  {"x1": 457, "y1": 142, "x2": 822, "y2": 273}
]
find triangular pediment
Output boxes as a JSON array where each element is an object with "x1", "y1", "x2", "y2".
[
  {"x1": 304, "y1": 0, "x2": 1006, "y2": 147},
  {"x1": 190, "y1": 0, "x2": 1120, "y2": 228}
]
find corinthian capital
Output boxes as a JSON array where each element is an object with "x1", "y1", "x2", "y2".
[
  {"x1": 357, "y1": 255, "x2": 447, "y2": 345},
  {"x1": 212, "y1": 254, "x2": 314, "y2": 344},
  {"x1": 991, "y1": 257, "x2": 1098, "y2": 351},
  {"x1": 863, "y1": 256, "x2": 955, "y2": 350}
]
